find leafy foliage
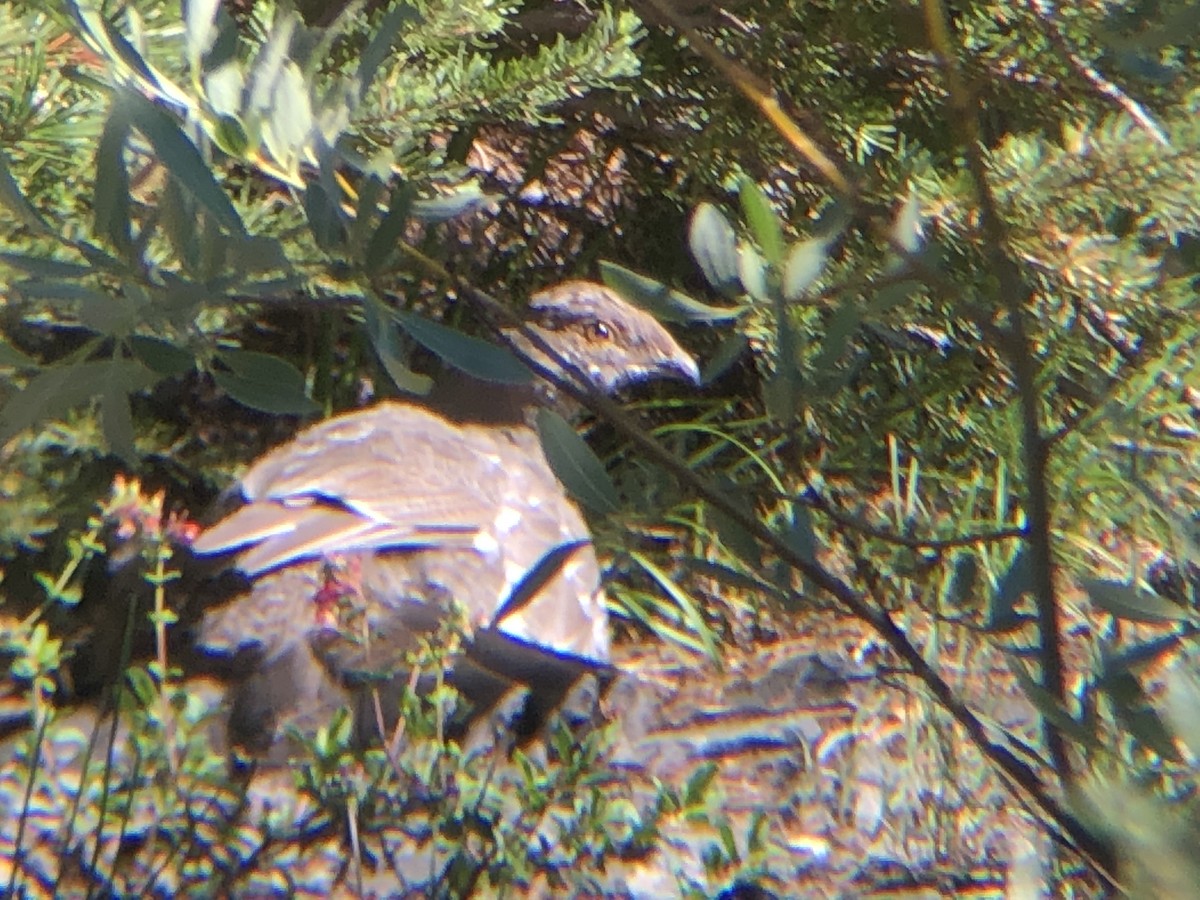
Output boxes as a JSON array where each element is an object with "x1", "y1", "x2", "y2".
[{"x1": 2, "y1": 0, "x2": 1200, "y2": 895}]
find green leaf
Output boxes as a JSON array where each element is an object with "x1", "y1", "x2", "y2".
[
  {"x1": 682, "y1": 760, "x2": 719, "y2": 807},
  {"x1": 183, "y1": 0, "x2": 221, "y2": 70},
  {"x1": 119, "y1": 91, "x2": 245, "y2": 235},
  {"x1": 598, "y1": 261, "x2": 743, "y2": 323},
  {"x1": 411, "y1": 183, "x2": 492, "y2": 222},
  {"x1": 892, "y1": 186, "x2": 924, "y2": 254},
  {"x1": 738, "y1": 177, "x2": 785, "y2": 268},
  {"x1": 364, "y1": 184, "x2": 415, "y2": 275},
  {"x1": 211, "y1": 113, "x2": 250, "y2": 157},
  {"x1": 101, "y1": 379, "x2": 138, "y2": 463},
  {"x1": 0, "y1": 339, "x2": 36, "y2": 369},
  {"x1": 15, "y1": 280, "x2": 133, "y2": 335},
  {"x1": 0, "y1": 359, "x2": 156, "y2": 445},
  {"x1": 1161, "y1": 668, "x2": 1200, "y2": 762},
  {"x1": 1006, "y1": 655, "x2": 1098, "y2": 747},
  {"x1": 357, "y1": 3, "x2": 421, "y2": 100},
  {"x1": 362, "y1": 296, "x2": 432, "y2": 395},
  {"x1": 226, "y1": 235, "x2": 289, "y2": 276},
  {"x1": 699, "y1": 330, "x2": 748, "y2": 387},
  {"x1": 0, "y1": 253, "x2": 91, "y2": 280},
  {"x1": 0, "y1": 150, "x2": 51, "y2": 236},
  {"x1": 1100, "y1": 667, "x2": 1180, "y2": 760},
  {"x1": 394, "y1": 310, "x2": 531, "y2": 385},
  {"x1": 942, "y1": 551, "x2": 979, "y2": 607},
  {"x1": 262, "y1": 61, "x2": 313, "y2": 168},
  {"x1": 129, "y1": 336, "x2": 195, "y2": 377},
  {"x1": 94, "y1": 105, "x2": 133, "y2": 255},
  {"x1": 688, "y1": 202, "x2": 741, "y2": 294},
  {"x1": 812, "y1": 296, "x2": 862, "y2": 372},
  {"x1": 737, "y1": 243, "x2": 768, "y2": 302},
  {"x1": 213, "y1": 349, "x2": 319, "y2": 415},
  {"x1": 782, "y1": 237, "x2": 830, "y2": 301},
  {"x1": 987, "y1": 547, "x2": 1032, "y2": 632},
  {"x1": 632, "y1": 550, "x2": 722, "y2": 664},
  {"x1": 1082, "y1": 578, "x2": 1192, "y2": 624},
  {"x1": 304, "y1": 181, "x2": 345, "y2": 252},
  {"x1": 536, "y1": 408, "x2": 619, "y2": 515}
]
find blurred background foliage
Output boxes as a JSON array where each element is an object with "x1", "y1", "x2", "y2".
[{"x1": 1, "y1": 0, "x2": 1200, "y2": 894}]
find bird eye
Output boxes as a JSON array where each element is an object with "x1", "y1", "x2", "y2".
[{"x1": 587, "y1": 321, "x2": 611, "y2": 341}]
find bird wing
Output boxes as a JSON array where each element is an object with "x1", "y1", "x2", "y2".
[{"x1": 193, "y1": 402, "x2": 498, "y2": 575}]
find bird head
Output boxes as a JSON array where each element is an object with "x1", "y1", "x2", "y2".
[{"x1": 508, "y1": 281, "x2": 700, "y2": 394}]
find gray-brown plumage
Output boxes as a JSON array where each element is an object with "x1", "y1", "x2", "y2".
[{"x1": 192, "y1": 281, "x2": 698, "y2": 758}]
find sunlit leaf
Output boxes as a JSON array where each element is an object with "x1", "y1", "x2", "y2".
[
  {"x1": 599, "y1": 261, "x2": 743, "y2": 323},
  {"x1": 183, "y1": 0, "x2": 221, "y2": 70},
  {"x1": 782, "y1": 237, "x2": 830, "y2": 301},
  {"x1": 688, "y1": 202, "x2": 741, "y2": 294},
  {"x1": 892, "y1": 186, "x2": 924, "y2": 254},
  {"x1": 738, "y1": 177, "x2": 785, "y2": 268},
  {"x1": 362, "y1": 296, "x2": 432, "y2": 395},
  {"x1": 410, "y1": 183, "x2": 493, "y2": 222},
  {"x1": 737, "y1": 243, "x2": 768, "y2": 302}
]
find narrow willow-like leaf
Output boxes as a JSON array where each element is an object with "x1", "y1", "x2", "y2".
[
  {"x1": 0, "y1": 253, "x2": 91, "y2": 280},
  {"x1": 987, "y1": 547, "x2": 1031, "y2": 632},
  {"x1": 688, "y1": 202, "x2": 741, "y2": 294},
  {"x1": 394, "y1": 310, "x2": 531, "y2": 385},
  {"x1": 214, "y1": 349, "x2": 319, "y2": 415},
  {"x1": 410, "y1": 183, "x2": 491, "y2": 222},
  {"x1": 183, "y1": 0, "x2": 220, "y2": 70},
  {"x1": 536, "y1": 408, "x2": 619, "y2": 515},
  {"x1": 738, "y1": 177, "x2": 785, "y2": 268},
  {"x1": 737, "y1": 243, "x2": 768, "y2": 302},
  {"x1": 94, "y1": 105, "x2": 133, "y2": 255},
  {"x1": 304, "y1": 181, "x2": 344, "y2": 251},
  {"x1": 1083, "y1": 578, "x2": 1192, "y2": 624},
  {"x1": 812, "y1": 296, "x2": 862, "y2": 372},
  {"x1": 892, "y1": 186, "x2": 924, "y2": 254},
  {"x1": 0, "y1": 339, "x2": 36, "y2": 369},
  {"x1": 599, "y1": 261, "x2": 743, "y2": 323},
  {"x1": 358, "y1": 3, "x2": 420, "y2": 100},
  {"x1": 633, "y1": 551, "x2": 721, "y2": 665},
  {"x1": 699, "y1": 329, "x2": 749, "y2": 386},
  {"x1": 362, "y1": 296, "x2": 432, "y2": 395},
  {"x1": 782, "y1": 237, "x2": 830, "y2": 301},
  {"x1": 364, "y1": 184, "x2": 414, "y2": 275},
  {"x1": 120, "y1": 91, "x2": 245, "y2": 235},
  {"x1": 0, "y1": 150, "x2": 51, "y2": 235},
  {"x1": 129, "y1": 336, "x2": 194, "y2": 377},
  {"x1": 0, "y1": 359, "x2": 154, "y2": 444}
]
